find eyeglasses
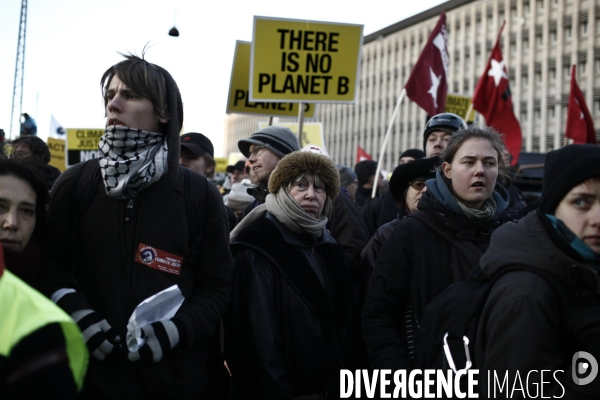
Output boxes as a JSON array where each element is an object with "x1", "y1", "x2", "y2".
[
  {"x1": 409, "y1": 180, "x2": 426, "y2": 191},
  {"x1": 249, "y1": 146, "x2": 266, "y2": 157}
]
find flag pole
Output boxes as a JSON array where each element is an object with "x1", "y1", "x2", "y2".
[
  {"x1": 464, "y1": 103, "x2": 474, "y2": 122},
  {"x1": 298, "y1": 103, "x2": 305, "y2": 147},
  {"x1": 371, "y1": 88, "x2": 407, "y2": 199}
]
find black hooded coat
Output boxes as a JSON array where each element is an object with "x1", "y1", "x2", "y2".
[
  {"x1": 362, "y1": 171, "x2": 508, "y2": 371},
  {"x1": 475, "y1": 210, "x2": 600, "y2": 398},
  {"x1": 40, "y1": 63, "x2": 233, "y2": 399}
]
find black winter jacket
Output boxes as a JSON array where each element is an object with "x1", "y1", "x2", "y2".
[
  {"x1": 476, "y1": 210, "x2": 600, "y2": 399},
  {"x1": 225, "y1": 213, "x2": 351, "y2": 399},
  {"x1": 361, "y1": 171, "x2": 508, "y2": 371}
]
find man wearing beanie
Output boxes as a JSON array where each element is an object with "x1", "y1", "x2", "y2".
[
  {"x1": 39, "y1": 54, "x2": 233, "y2": 399},
  {"x1": 475, "y1": 144, "x2": 600, "y2": 398},
  {"x1": 354, "y1": 160, "x2": 382, "y2": 211},
  {"x1": 398, "y1": 148, "x2": 425, "y2": 165},
  {"x1": 237, "y1": 126, "x2": 301, "y2": 217}
]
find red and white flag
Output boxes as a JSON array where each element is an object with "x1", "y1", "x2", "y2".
[
  {"x1": 405, "y1": 11, "x2": 449, "y2": 117},
  {"x1": 356, "y1": 145, "x2": 372, "y2": 164},
  {"x1": 472, "y1": 21, "x2": 522, "y2": 165},
  {"x1": 566, "y1": 65, "x2": 597, "y2": 144}
]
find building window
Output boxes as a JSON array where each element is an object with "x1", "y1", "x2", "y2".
[
  {"x1": 549, "y1": 107, "x2": 556, "y2": 120},
  {"x1": 535, "y1": 109, "x2": 541, "y2": 121},
  {"x1": 565, "y1": 26, "x2": 572, "y2": 40},
  {"x1": 537, "y1": 0, "x2": 543, "y2": 12},
  {"x1": 488, "y1": 16, "x2": 494, "y2": 30},
  {"x1": 580, "y1": 61, "x2": 587, "y2": 76},
  {"x1": 477, "y1": 20, "x2": 482, "y2": 32},
  {"x1": 581, "y1": 22, "x2": 588, "y2": 36},
  {"x1": 511, "y1": 7, "x2": 518, "y2": 21},
  {"x1": 550, "y1": 30, "x2": 557, "y2": 44},
  {"x1": 596, "y1": 59, "x2": 600, "y2": 73},
  {"x1": 563, "y1": 66, "x2": 571, "y2": 80},
  {"x1": 596, "y1": 100, "x2": 600, "y2": 114},
  {"x1": 550, "y1": 68, "x2": 556, "y2": 81},
  {"x1": 521, "y1": 111, "x2": 528, "y2": 122},
  {"x1": 535, "y1": 71, "x2": 542, "y2": 84},
  {"x1": 523, "y1": 74, "x2": 529, "y2": 87},
  {"x1": 536, "y1": 35, "x2": 543, "y2": 48},
  {"x1": 523, "y1": 39, "x2": 529, "y2": 53},
  {"x1": 510, "y1": 43, "x2": 517, "y2": 55},
  {"x1": 553, "y1": 0, "x2": 558, "y2": 7},
  {"x1": 524, "y1": 3, "x2": 530, "y2": 16}
]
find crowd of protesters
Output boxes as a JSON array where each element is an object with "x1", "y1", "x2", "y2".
[{"x1": 1, "y1": 55, "x2": 599, "y2": 400}]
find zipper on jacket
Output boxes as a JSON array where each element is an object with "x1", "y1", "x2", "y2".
[{"x1": 124, "y1": 199, "x2": 134, "y2": 222}]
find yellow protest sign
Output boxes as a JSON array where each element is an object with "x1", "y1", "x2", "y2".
[
  {"x1": 66, "y1": 128, "x2": 103, "y2": 166},
  {"x1": 227, "y1": 41, "x2": 316, "y2": 117},
  {"x1": 258, "y1": 122, "x2": 325, "y2": 149},
  {"x1": 250, "y1": 17, "x2": 363, "y2": 103},
  {"x1": 227, "y1": 152, "x2": 246, "y2": 166},
  {"x1": 215, "y1": 157, "x2": 229, "y2": 173},
  {"x1": 445, "y1": 94, "x2": 475, "y2": 123},
  {"x1": 47, "y1": 138, "x2": 67, "y2": 172}
]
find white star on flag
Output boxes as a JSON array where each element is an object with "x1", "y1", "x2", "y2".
[
  {"x1": 488, "y1": 59, "x2": 509, "y2": 87},
  {"x1": 428, "y1": 67, "x2": 442, "y2": 108}
]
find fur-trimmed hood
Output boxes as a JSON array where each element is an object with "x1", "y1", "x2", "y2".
[{"x1": 268, "y1": 152, "x2": 340, "y2": 200}]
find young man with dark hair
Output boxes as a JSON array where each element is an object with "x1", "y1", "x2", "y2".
[
  {"x1": 40, "y1": 54, "x2": 233, "y2": 399},
  {"x1": 179, "y1": 132, "x2": 216, "y2": 179}
]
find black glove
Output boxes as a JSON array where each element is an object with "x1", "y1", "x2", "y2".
[
  {"x1": 128, "y1": 320, "x2": 179, "y2": 363},
  {"x1": 71, "y1": 309, "x2": 122, "y2": 361}
]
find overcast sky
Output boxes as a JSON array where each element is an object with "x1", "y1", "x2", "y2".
[{"x1": 0, "y1": 0, "x2": 446, "y2": 156}]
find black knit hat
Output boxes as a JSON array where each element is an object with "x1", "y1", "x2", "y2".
[
  {"x1": 238, "y1": 126, "x2": 300, "y2": 158},
  {"x1": 399, "y1": 148, "x2": 425, "y2": 161},
  {"x1": 354, "y1": 160, "x2": 378, "y2": 187},
  {"x1": 539, "y1": 144, "x2": 600, "y2": 214},
  {"x1": 389, "y1": 156, "x2": 439, "y2": 201}
]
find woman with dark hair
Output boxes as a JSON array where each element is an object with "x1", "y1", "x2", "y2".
[
  {"x1": 362, "y1": 126, "x2": 509, "y2": 371},
  {"x1": 476, "y1": 144, "x2": 600, "y2": 397},
  {"x1": 0, "y1": 158, "x2": 87, "y2": 397},
  {"x1": 361, "y1": 156, "x2": 439, "y2": 285},
  {"x1": 225, "y1": 151, "x2": 351, "y2": 399},
  {"x1": 0, "y1": 159, "x2": 49, "y2": 287}
]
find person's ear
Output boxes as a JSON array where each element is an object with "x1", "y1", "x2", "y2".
[
  {"x1": 159, "y1": 117, "x2": 168, "y2": 124},
  {"x1": 442, "y1": 162, "x2": 452, "y2": 179}
]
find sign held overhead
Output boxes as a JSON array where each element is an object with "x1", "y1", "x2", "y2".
[
  {"x1": 250, "y1": 16, "x2": 363, "y2": 103},
  {"x1": 227, "y1": 41, "x2": 315, "y2": 117}
]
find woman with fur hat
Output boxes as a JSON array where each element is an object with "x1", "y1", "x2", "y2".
[
  {"x1": 362, "y1": 125, "x2": 509, "y2": 371},
  {"x1": 225, "y1": 151, "x2": 352, "y2": 399},
  {"x1": 475, "y1": 144, "x2": 600, "y2": 397}
]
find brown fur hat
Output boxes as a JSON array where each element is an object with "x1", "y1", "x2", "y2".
[{"x1": 268, "y1": 151, "x2": 340, "y2": 200}]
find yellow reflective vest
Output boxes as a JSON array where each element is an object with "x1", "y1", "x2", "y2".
[{"x1": 0, "y1": 270, "x2": 88, "y2": 391}]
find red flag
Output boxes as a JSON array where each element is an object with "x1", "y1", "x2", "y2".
[
  {"x1": 356, "y1": 146, "x2": 372, "y2": 164},
  {"x1": 566, "y1": 65, "x2": 597, "y2": 144},
  {"x1": 405, "y1": 11, "x2": 449, "y2": 116},
  {"x1": 472, "y1": 21, "x2": 522, "y2": 165}
]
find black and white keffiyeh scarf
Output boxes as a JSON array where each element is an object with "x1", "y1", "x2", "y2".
[{"x1": 98, "y1": 126, "x2": 168, "y2": 199}]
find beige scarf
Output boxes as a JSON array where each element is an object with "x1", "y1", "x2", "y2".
[
  {"x1": 230, "y1": 186, "x2": 332, "y2": 242},
  {"x1": 456, "y1": 196, "x2": 497, "y2": 222}
]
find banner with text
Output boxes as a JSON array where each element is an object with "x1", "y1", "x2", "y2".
[
  {"x1": 250, "y1": 17, "x2": 363, "y2": 103},
  {"x1": 47, "y1": 138, "x2": 67, "y2": 172},
  {"x1": 227, "y1": 41, "x2": 315, "y2": 117},
  {"x1": 445, "y1": 94, "x2": 475, "y2": 123},
  {"x1": 66, "y1": 128, "x2": 103, "y2": 167}
]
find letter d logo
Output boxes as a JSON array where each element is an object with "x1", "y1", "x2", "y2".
[{"x1": 572, "y1": 351, "x2": 598, "y2": 385}]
